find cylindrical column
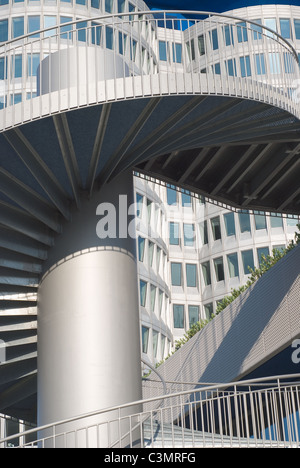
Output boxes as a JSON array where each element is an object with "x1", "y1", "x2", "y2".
[{"x1": 37, "y1": 171, "x2": 142, "y2": 447}]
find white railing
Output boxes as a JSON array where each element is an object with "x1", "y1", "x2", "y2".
[
  {"x1": 0, "y1": 11, "x2": 298, "y2": 132},
  {"x1": 1, "y1": 374, "x2": 300, "y2": 448}
]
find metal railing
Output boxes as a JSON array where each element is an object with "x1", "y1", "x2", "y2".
[
  {"x1": 1, "y1": 374, "x2": 300, "y2": 448},
  {"x1": 0, "y1": 10, "x2": 298, "y2": 132}
]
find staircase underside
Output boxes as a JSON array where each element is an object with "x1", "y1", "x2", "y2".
[{"x1": 0, "y1": 93, "x2": 299, "y2": 424}]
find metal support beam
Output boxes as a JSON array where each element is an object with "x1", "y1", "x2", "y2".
[
  {"x1": 4, "y1": 129, "x2": 71, "y2": 221},
  {"x1": 52, "y1": 113, "x2": 82, "y2": 209}
]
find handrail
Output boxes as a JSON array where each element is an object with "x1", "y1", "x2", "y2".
[
  {"x1": 1, "y1": 373, "x2": 300, "y2": 446},
  {"x1": 0, "y1": 10, "x2": 298, "y2": 62}
]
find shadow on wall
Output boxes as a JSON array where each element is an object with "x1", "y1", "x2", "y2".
[{"x1": 159, "y1": 244, "x2": 300, "y2": 387}]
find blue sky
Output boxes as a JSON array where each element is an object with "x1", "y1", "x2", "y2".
[{"x1": 146, "y1": 0, "x2": 300, "y2": 13}]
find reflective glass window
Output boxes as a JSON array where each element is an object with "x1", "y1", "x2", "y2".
[
  {"x1": 0, "y1": 20, "x2": 8, "y2": 43},
  {"x1": 188, "y1": 305, "x2": 199, "y2": 327},
  {"x1": 171, "y1": 262, "x2": 182, "y2": 286},
  {"x1": 237, "y1": 22, "x2": 248, "y2": 42},
  {"x1": 142, "y1": 326, "x2": 149, "y2": 353},
  {"x1": 201, "y1": 261, "x2": 211, "y2": 286},
  {"x1": 254, "y1": 214, "x2": 267, "y2": 230},
  {"x1": 173, "y1": 304, "x2": 184, "y2": 329},
  {"x1": 224, "y1": 212, "x2": 235, "y2": 236},
  {"x1": 280, "y1": 18, "x2": 292, "y2": 39},
  {"x1": 183, "y1": 223, "x2": 195, "y2": 246},
  {"x1": 140, "y1": 280, "x2": 147, "y2": 307},
  {"x1": 167, "y1": 187, "x2": 177, "y2": 205},
  {"x1": 186, "y1": 264, "x2": 197, "y2": 287},
  {"x1": 152, "y1": 330, "x2": 159, "y2": 357},
  {"x1": 27, "y1": 53, "x2": 40, "y2": 77},
  {"x1": 227, "y1": 253, "x2": 239, "y2": 278},
  {"x1": 204, "y1": 303, "x2": 213, "y2": 320},
  {"x1": 238, "y1": 211, "x2": 251, "y2": 233},
  {"x1": 169, "y1": 222, "x2": 179, "y2": 245},
  {"x1": 211, "y1": 216, "x2": 221, "y2": 240},
  {"x1": 257, "y1": 247, "x2": 269, "y2": 266},
  {"x1": 214, "y1": 257, "x2": 225, "y2": 282},
  {"x1": 28, "y1": 16, "x2": 40, "y2": 38},
  {"x1": 241, "y1": 250, "x2": 254, "y2": 274},
  {"x1": 12, "y1": 17, "x2": 24, "y2": 39}
]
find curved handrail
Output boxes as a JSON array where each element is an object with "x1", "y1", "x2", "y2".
[
  {"x1": 1, "y1": 373, "x2": 300, "y2": 446},
  {"x1": 0, "y1": 10, "x2": 298, "y2": 61}
]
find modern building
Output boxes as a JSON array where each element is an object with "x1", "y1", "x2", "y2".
[{"x1": 0, "y1": 0, "x2": 299, "y2": 447}]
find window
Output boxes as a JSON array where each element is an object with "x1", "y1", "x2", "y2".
[
  {"x1": 130, "y1": 39, "x2": 137, "y2": 62},
  {"x1": 182, "y1": 192, "x2": 192, "y2": 207},
  {"x1": 270, "y1": 216, "x2": 283, "y2": 228},
  {"x1": 241, "y1": 250, "x2": 254, "y2": 275},
  {"x1": 237, "y1": 22, "x2": 248, "y2": 43},
  {"x1": 169, "y1": 222, "x2": 179, "y2": 245},
  {"x1": 106, "y1": 26, "x2": 114, "y2": 50},
  {"x1": 223, "y1": 25, "x2": 234, "y2": 46},
  {"x1": 204, "y1": 303, "x2": 213, "y2": 320},
  {"x1": 265, "y1": 18, "x2": 277, "y2": 38},
  {"x1": 224, "y1": 212, "x2": 235, "y2": 237},
  {"x1": 28, "y1": 16, "x2": 40, "y2": 38},
  {"x1": 91, "y1": 0, "x2": 100, "y2": 7},
  {"x1": 186, "y1": 38, "x2": 195, "y2": 61},
  {"x1": 140, "y1": 280, "x2": 147, "y2": 307},
  {"x1": 287, "y1": 217, "x2": 299, "y2": 226},
  {"x1": 268, "y1": 53, "x2": 281, "y2": 74},
  {"x1": 12, "y1": 17, "x2": 24, "y2": 39},
  {"x1": 136, "y1": 193, "x2": 143, "y2": 218},
  {"x1": 0, "y1": 20, "x2": 8, "y2": 43},
  {"x1": 186, "y1": 264, "x2": 197, "y2": 287},
  {"x1": 273, "y1": 244, "x2": 285, "y2": 253},
  {"x1": 76, "y1": 20, "x2": 87, "y2": 42},
  {"x1": 167, "y1": 187, "x2": 177, "y2": 205},
  {"x1": 105, "y1": 0, "x2": 113, "y2": 12},
  {"x1": 255, "y1": 54, "x2": 266, "y2": 75},
  {"x1": 0, "y1": 0, "x2": 8, "y2": 4},
  {"x1": 159, "y1": 41, "x2": 168, "y2": 62},
  {"x1": 138, "y1": 236, "x2": 145, "y2": 262},
  {"x1": 251, "y1": 19, "x2": 262, "y2": 40},
  {"x1": 199, "y1": 220, "x2": 208, "y2": 245},
  {"x1": 254, "y1": 214, "x2": 267, "y2": 230},
  {"x1": 171, "y1": 262, "x2": 182, "y2": 286},
  {"x1": 294, "y1": 19, "x2": 300, "y2": 40},
  {"x1": 173, "y1": 304, "x2": 184, "y2": 329},
  {"x1": 188, "y1": 305, "x2": 199, "y2": 327},
  {"x1": 257, "y1": 247, "x2": 269, "y2": 266},
  {"x1": 198, "y1": 34, "x2": 205, "y2": 56},
  {"x1": 11, "y1": 55, "x2": 22, "y2": 78},
  {"x1": 0, "y1": 57, "x2": 7, "y2": 80},
  {"x1": 161, "y1": 335, "x2": 166, "y2": 359},
  {"x1": 214, "y1": 257, "x2": 225, "y2": 282},
  {"x1": 158, "y1": 289, "x2": 163, "y2": 314},
  {"x1": 152, "y1": 330, "x2": 159, "y2": 357},
  {"x1": 225, "y1": 58, "x2": 237, "y2": 77},
  {"x1": 118, "y1": 0, "x2": 125, "y2": 13},
  {"x1": 240, "y1": 56, "x2": 251, "y2": 77},
  {"x1": 280, "y1": 18, "x2": 292, "y2": 39},
  {"x1": 238, "y1": 211, "x2": 251, "y2": 233},
  {"x1": 183, "y1": 223, "x2": 195, "y2": 247},
  {"x1": 214, "y1": 63, "x2": 221, "y2": 75},
  {"x1": 150, "y1": 285, "x2": 156, "y2": 312},
  {"x1": 118, "y1": 31, "x2": 126, "y2": 55},
  {"x1": 128, "y1": 2, "x2": 135, "y2": 21},
  {"x1": 172, "y1": 43, "x2": 182, "y2": 63},
  {"x1": 27, "y1": 53, "x2": 40, "y2": 77},
  {"x1": 44, "y1": 16, "x2": 57, "y2": 38},
  {"x1": 60, "y1": 16, "x2": 73, "y2": 41},
  {"x1": 91, "y1": 22, "x2": 101, "y2": 46},
  {"x1": 142, "y1": 326, "x2": 149, "y2": 353},
  {"x1": 148, "y1": 241, "x2": 154, "y2": 267},
  {"x1": 227, "y1": 253, "x2": 239, "y2": 278},
  {"x1": 210, "y1": 29, "x2": 218, "y2": 50},
  {"x1": 211, "y1": 216, "x2": 221, "y2": 240},
  {"x1": 76, "y1": 0, "x2": 86, "y2": 4},
  {"x1": 156, "y1": 247, "x2": 161, "y2": 270},
  {"x1": 201, "y1": 261, "x2": 211, "y2": 286}
]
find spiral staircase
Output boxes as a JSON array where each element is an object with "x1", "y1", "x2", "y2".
[{"x1": 0, "y1": 10, "x2": 299, "y2": 437}]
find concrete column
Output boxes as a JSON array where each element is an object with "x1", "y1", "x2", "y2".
[{"x1": 37, "y1": 170, "x2": 142, "y2": 447}]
